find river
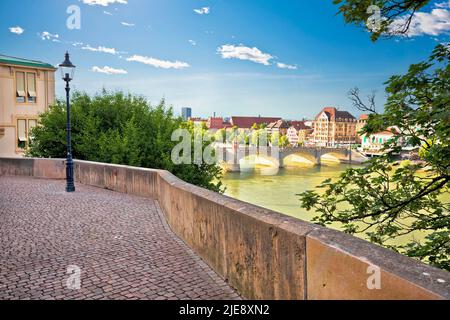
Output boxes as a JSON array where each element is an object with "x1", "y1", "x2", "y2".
[
  {"x1": 222, "y1": 163, "x2": 356, "y2": 223},
  {"x1": 222, "y1": 162, "x2": 446, "y2": 246}
]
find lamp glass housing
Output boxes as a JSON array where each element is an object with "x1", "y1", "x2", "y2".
[{"x1": 59, "y1": 52, "x2": 76, "y2": 81}]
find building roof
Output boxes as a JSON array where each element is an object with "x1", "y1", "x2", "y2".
[
  {"x1": 362, "y1": 127, "x2": 399, "y2": 137},
  {"x1": 231, "y1": 116, "x2": 281, "y2": 129},
  {"x1": 207, "y1": 117, "x2": 232, "y2": 130},
  {"x1": 267, "y1": 120, "x2": 290, "y2": 130},
  {"x1": 316, "y1": 107, "x2": 356, "y2": 122},
  {"x1": 288, "y1": 121, "x2": 310, "y2": 131},
  {"x1": 377, "y1": 128, "x2": 399, "y2": 135},
  {"x1": 0, "y1": 54, "x2": 56, "y2": 70},
  {"x1": 359, "y1": 114, "x2": 369, "y2": 121},
  {"x1": 189, "y1": 117, "x2": 207, "y2": 123}
]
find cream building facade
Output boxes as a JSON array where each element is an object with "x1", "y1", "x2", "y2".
[
  {"x1": 311, "y1": 107, "x2": 357, "y2": 147},
  {"x1": 0, "y1": 55, "x2": 56, "y2": 157}
]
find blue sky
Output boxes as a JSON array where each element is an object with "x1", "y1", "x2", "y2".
[{"x1": 1, "y1": 0, "x2": 449, "y2": 119}]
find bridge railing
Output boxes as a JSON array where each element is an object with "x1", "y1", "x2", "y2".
[{"x1": 0, "y1": 157, "x2": 448, "y2": 300}]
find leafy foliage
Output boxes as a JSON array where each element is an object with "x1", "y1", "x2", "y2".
[
  {"x1": 300, "y1": 45, "x2": 450, "y2": 270},
  {"x1": 28, "y1": 90, "x2": 223, "y2": 192}
]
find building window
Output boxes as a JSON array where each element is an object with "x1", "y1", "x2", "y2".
[
  {"x1": 28, "y1": 119, "x2": 37, "y2": 143},
  {"x1": 17, "y1": 119, "x2": 27, "y2": 149},
  {"x1": 16, "y1": 72, "x2": 26, "y2": 103},
  {"x1": 27, "y1": 73, "x2": 37, "y2": 103},
  {"x1": 15, "y1": 71, "x2": 37, "y2": 103},
  {"x1": 17, "y1": 119, "x2": 38, "y2": 150}
]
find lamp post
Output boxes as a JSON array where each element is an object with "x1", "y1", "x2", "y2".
[{"x1": 59, "y1": 52, "x2": 76, "y2": 193}]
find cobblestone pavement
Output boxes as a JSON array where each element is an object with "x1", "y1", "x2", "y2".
[{"x1": 0, "y1": 176, "x2": 240, "y2": 300}]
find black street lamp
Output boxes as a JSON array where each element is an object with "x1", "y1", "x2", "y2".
[{"x1": 59, "y1": 52, "x2": 76, "y2": 193}]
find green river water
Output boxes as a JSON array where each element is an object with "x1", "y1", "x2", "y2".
[
  {"x1": 222, "y1": 162, "x2": 448, "y2": 246},
  {"x1": 223, "y1": 163, "x2": 356, "y2": 223}
]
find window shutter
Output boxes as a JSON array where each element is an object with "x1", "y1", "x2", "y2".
[
  {"x1": 17, "y1": 119, "x2": 26, "y2": 142},
  {"x1": 27, "y1": 73, "x2": 37, "y2": 97},
  {"x1": 16, "y1": 72, "x2": 26, "y2": 97}
]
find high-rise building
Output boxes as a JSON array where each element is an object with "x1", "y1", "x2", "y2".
[
  {"x1": 0, "y1": 54, "x2": 56, "y2": 157},
  {"x1": 181, "y1": 107, "x2": 192, "y2": 121}
]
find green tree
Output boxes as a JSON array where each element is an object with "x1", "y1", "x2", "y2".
[
  {"x1": 173, "y1": 120, "x2": 224, "y2": 192},
  {"x1": 251, "y1": 127, "x2": 269, "y2": 147},
  {"x1": 271, "y1": 131, "x2": 278, "y2": 145},
  {"x1": 237, "y1": 129, "x2": 250, "y2": 146},
  {"x1": 28, "y1": 91, "x2": 223, "y2": 192},
  {"x1": 300, "y1": 45, "x2": 449, "y2": 270},
  {"x1": 215, "y1": 128, "x2": 226, "y2": 144},
  {"x1": 227, "y1": 126, "x2": 239, "y2": 143},
  {"x1": 279, "y1": 135, "x2": 290, "y2": 148}
]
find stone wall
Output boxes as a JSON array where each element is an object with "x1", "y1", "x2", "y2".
[{"x1": 0, "y1": 157, "x2": 448, "y2": 300}]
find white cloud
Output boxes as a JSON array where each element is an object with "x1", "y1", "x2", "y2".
[
  {"x1": 82, "y1": 44, "x2": 118, "y2": 55},
  {"x1": 9, "y1": 26, "x2": 24, "y2": 35},
  {"x1": 126, "y1": 55, "x2": 190, "y2": 69},
  {"x1": 390, "y1": 7, "x2": 450, "y2": 36},
  {"x1": 81, "y1": 0, "x2": 127, "y2": 6},
  {"x1": 436, "y1": 1, "x2": 450, "y2": 9},
  {"x1": 39, "y1": 31, "x2": 59, "y2": 41},
  {"x1": 188, "y1": 40, "x2": 197, "y2": 46},
  {"x1": 217, "y1": 44, "x2": 273, "y2": 65},
  {"x1": 276, "y1": 62, "x2": 298, "y2": 70},
  {"x1": 194, "y1": 7, "x2": 210, "y2": 15},
  {"x1": 92, "y1": 66, "x2": 127, "y2": 75},
  {"x1": 103, "y1": 10, "x2": 113, "y2": 15},
  {"x1": 121, "y1": 22, "x2": 135, "y2": 27}
]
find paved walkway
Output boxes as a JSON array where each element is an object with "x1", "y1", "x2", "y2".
[{"x1": 0, "y1": 176, "x2": 239, "y2": 300}]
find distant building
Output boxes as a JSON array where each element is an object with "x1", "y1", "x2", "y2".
[
  {"x1": 356, "y1": 114, "x2": 369, "y2": 143},
  {"x1": 181, "y1": 107, "x2": 192, "y2": 121},
  {"x1": 304, "y1": 120, "x2": 314, "y2": 128},
  {"x1": 311, "y1": 107, "x2": 357, "y2": 147},
  {"x1": 189, "y1": 117, "x2": 207, "y2": 126},
  {"x1": 266, "y1": 120, "x2": 290, "y2": 136},
  {"x1": 286, "y1": 121, "x2": 313, "y2": 146},
  {"x1": 360, "y1": 128, "x2": 400, "y2": 154},
  {"x1": 286, "y1": 127, "x2": 299, "y2": 146},
  {"x1": 0, "y1": 54, "x2": 56, "y2": 157},
  {"x1": 207, "y1": 117, "x2": 232, "y2": 130},
  {"x1": 230, "y1": 116, "x2": 281, "y2": 130}
]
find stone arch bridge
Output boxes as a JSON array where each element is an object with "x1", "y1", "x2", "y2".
[{"x1": 217, "y1": 145, "x2": 354, "y2": 171}]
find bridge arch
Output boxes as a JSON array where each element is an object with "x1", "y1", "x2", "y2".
[
  {"x1": 282, "y1": 152, "x2": 317, "y2": 166},
  {"x1": 320, "y1": 149, "x2": 351, "y2": 164},
  {"x1": 217, "y1": 145, "x2": 354, "y2": 171},
  {"x1": 240, "y1": 154, "x2": 280, "y2": 170}
]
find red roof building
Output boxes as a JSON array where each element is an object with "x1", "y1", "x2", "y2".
[
  {"x1": 311, "y1": 107, "x2": 357, "y2": 147},
  {"x1": 359, "y1": 114, "x2": 369, "y2": 121},
  {"x1": 288, "y1": 121, "x2": 310, "y2": 131},
  {"x1": 314, "y1": 107, "x2": 356, "y2": 122},
  {"x1": 230, "y1": 116, "x2": 281, "y2": 129},
  {"x1": 356, "y1": 114, "x2": 370, "y2": 143},
  {"x1": 207, "y1": 117, "x2": 232, "y2": 130}
]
